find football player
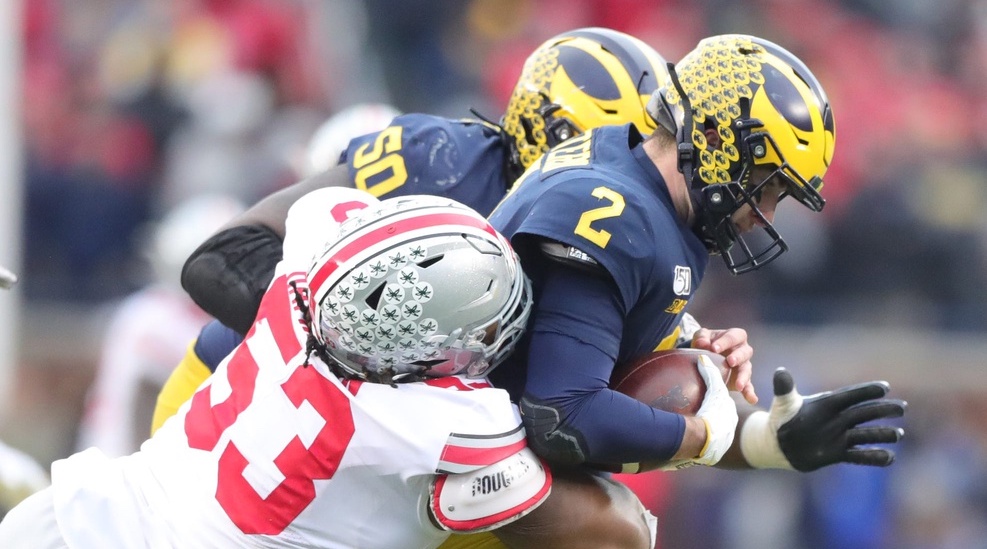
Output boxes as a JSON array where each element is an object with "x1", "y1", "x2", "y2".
[
  {"x1": 0, "y1": 189, "x2": 555, "y2": 548},
  {"x1": 180, "y1": 27, "x2": 674, "y2": 336},
  {"x1": 486, "y1": 34, "x2": 904, "y2": 473},
  {"x1": 165, "y1": 30, "x2": 905, "y2": 549}
]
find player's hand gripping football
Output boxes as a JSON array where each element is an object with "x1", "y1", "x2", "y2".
[
  {"x1": 739, "y1": 368, "x2": 906, "y2": 471},
  {"x1": 663, "y1": 354, "x2": 738, "y2": 470}
]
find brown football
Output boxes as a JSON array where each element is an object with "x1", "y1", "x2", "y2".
[
  {"x1": 605, "y1": 349, "x2": 717, "y2": 474},
  {"x1": 610, "y1": 349, "x2": 713, "y2": 416}
]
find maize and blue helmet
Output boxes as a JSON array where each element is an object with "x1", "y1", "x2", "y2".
[
  {"x1": 502, "y1": 27, "x2": 669, "y2": 177},
  {"x1": 648, "y1": 35, "x2": 834, "y2": 273}
]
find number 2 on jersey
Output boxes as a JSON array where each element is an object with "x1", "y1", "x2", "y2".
[{"x1": 574, "y1": 186, "x2": 625, "y2": 248}]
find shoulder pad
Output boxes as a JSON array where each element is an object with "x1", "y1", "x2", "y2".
[
  {"x1": 429, "y1": 447, "x2": 551, "y2": 533},
  {"x1": 181, "y1": 224, "x2": 282, "y2": 335}
]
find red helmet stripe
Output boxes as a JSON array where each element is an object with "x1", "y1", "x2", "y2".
[{"x1": 309, "y1": 212, "x2": 496, "y2": 298}]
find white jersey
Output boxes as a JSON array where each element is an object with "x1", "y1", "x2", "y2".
[{"x1": 50, "y1": 188, "x2": 532, "y2": 548}]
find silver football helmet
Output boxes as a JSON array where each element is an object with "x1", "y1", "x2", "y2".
[{"x1": 308, "y1": 195, "x2": 531, "y2": 383}]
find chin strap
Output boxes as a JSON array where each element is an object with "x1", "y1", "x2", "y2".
[
  {"x1": 663, "y1": 63, "x2": 697, "y2": 187},
  {"x1": 691, "y1": 183, "x2": 743, "y2": 254},
  {"x1": 651, "y1": 63, "x2": 725, "y2": 254},
  {"x1": 470, "y1": 107, "x2": 522, "y2": 188},
  {"x1": 646, "y1": 62, "x2": 697, "y2": 186}
]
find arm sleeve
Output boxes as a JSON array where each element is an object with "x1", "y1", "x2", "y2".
[
  {"x1": 193, "y1": 320, "x2": 245, "y2": 369},
  {"x1": 180, "y1": 224, "x2": 283, "y2": 335},
  {"x1": 520, "y1": 266, "x2": 685, "y2": 466}
]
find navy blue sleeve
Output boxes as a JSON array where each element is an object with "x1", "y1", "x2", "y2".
[
  {"x1": 522, "y1": 265, "x2": 686, "y2": 465},
  {"x1": 343, "y1": 115, "x2": 507, "y2": 216},
  {"x1": 192, "y1": 319, "x2": 245, "y2": 373}
]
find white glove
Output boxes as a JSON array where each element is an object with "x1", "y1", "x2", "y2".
[
  {"x1": 693, "y1": 354, "x2": 738, "y2": 465},
  {"x1": 674, "y1": 312, "x2": 701, "y2": 347},
  {"x1": 0, "y1": 265, "x2": 16, "y2": 290},
  {"x1": 662, "y1": 354, "x2": 737, "y2": 469}
]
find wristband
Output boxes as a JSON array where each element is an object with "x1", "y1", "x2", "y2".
[
  {"x1": 697, "y1": 417, "x2": 712, "y2": 459},
  {"x1": 738, "y1": 411, "x2": 793, "y2": 470}
]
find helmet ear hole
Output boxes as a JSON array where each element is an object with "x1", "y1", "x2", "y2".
[
  {"x1": 416, "y1": 255, "x2": 443, "y2": 269},
  {"x1": 364, "y1": 283, "x2": 386, "y2": 309}
]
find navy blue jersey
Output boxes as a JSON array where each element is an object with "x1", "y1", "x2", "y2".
[
  {"x1": 491, "y1": 124, "x2": 708, "y2": 364},
  {"x1": 488, "y1": 124, "x2": 710, "y2": 465},
  {"x1": 342, "y1": 114, "x2": 508, "y2": 217}
]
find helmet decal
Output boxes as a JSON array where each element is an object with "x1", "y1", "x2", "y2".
[
  {"x1": 564, "y1": 28, "x2": 664, "y2": 94},
  {"x1": 762, "y1": 65, "x2": 813, "y2": 133},
  {"x1": 502, "y1": 27, "x2": 668, "y2": 174},
  {"x1": 559, "y1": 48, "x2": 624, "y2": 101},
  {"x1": 653, "y1": 35, "x2": 833, "y2": 274},
  {"x1": 503, "y1": 45, "x2": 556, "y2": 166},
  {"x1": 309, "y1": 196, "x2": 532, "y2": 382}
]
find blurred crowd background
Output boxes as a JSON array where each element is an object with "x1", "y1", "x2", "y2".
[{"x1": 2, "y1": 0, "x2": 986, "y2": 547}]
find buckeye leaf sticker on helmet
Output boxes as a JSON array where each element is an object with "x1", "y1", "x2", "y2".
[{"x1": 307, "y1": 195, "x2": 532, "y2": 384}]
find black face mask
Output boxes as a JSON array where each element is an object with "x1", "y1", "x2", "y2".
[{"x1": 691, "y1": 141, "x2": 825, "y2": 275}]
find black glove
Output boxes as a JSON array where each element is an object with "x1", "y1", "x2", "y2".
[{"x1": 739, "y1": 368, "x2": 906, "y2": 472}]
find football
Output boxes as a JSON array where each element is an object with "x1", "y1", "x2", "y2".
[
  {"x1": 610, "y1": 348, "x2": 717, "y2": 416},
  {"x1": 604, "y1": 349, "x2": 721, "y2": 474}
]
